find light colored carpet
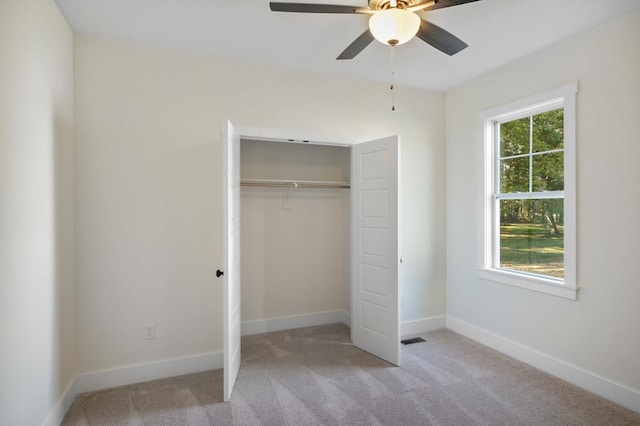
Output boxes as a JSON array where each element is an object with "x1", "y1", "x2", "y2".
[{"x1": 62, "y1": 323, "x2": 640, "y2": 425}]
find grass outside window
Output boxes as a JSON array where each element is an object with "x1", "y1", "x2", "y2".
[{"x1": 500, "y1": 223, "x2": 563, "y2": 278}]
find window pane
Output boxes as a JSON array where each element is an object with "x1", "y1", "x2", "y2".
[
  {"x1": 500, "y1": 117, "x2": 530, "y2": 157},
  {"x1": 532, "y1": 109, "x2": 563, "y2": 153},
  {"x1": 532, "y1": 152, "x2": 564, "y2": 191},
  {"x1": 500, "y1": 156, "x2": 529, "y2": 193},
  {"x1": 499, "y1": 199, "x2": 564, "y2": 278}
]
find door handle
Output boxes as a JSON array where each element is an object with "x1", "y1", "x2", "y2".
[{"x1": 216, "y1": 269, "x2": 224, "y2": 278}]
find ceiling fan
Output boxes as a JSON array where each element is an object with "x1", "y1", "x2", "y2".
[{"x1": 269, "y1": 0, "x2": 480, "y2": 60}]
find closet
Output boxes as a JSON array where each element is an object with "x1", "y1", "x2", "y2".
[
  {"x1": 221, "y1": 121, "x2": 399, "y2": 401},
  {"x1": 239, "y1": 139, "x2": 351, "y2": 330}
]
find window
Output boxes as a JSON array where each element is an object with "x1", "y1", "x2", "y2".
[{"x1": 479, "y1": 83, "x2": 577, "y2": 299}]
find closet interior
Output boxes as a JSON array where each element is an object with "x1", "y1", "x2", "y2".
[{"x1": 240, "y1": 139, "x2": 351, "y2": 330}]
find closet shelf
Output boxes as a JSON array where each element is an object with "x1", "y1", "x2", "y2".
[{"x1": 240, "y1": 179, "x2": 350, "y2": 189}]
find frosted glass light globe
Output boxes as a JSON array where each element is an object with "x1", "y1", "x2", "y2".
[{"x1": 369, "y1": 8, "x2": 421, "y2": 46}]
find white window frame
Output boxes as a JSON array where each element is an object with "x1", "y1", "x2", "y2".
[{"x1": 478, "y1": 83, "x2": 578, "y2": 300}]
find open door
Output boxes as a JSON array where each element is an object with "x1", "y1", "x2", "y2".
[
  {"x1": 222, "y1": 120, "x2": 241, "y2": 401},
  {"x1": 351, "y1": 135, "x2": 400, "y2": 366}
]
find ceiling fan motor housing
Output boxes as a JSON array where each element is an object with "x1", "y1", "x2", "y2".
[{"x1": 370, "y1": 0, "x2": 417, "y2": 10}]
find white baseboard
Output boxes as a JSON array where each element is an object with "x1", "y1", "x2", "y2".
[
  {"x1": 44, "y1": 351, "x2": 222, "y2": 425},
  {"x1": 242, "y1": 310, "x2": 350, "y2": 336},
  {"x1": 401, "y1": 315, "x2": 446, "y2": 337},
  {"x1": 242, "y1": 311, "x2": 447, "y2": 338},
  {"x1": 74, "y1": 350, "x2": 223, "y2": 395},
  {"x1": 42, "y1": 378, "x2": 77, "y2": 426},
  {"x1": 447, "y1": 315, "x2": 640, "y2": 414}
]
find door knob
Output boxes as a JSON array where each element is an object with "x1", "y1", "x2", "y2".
[{"x1": 216, "y1": 269, "x2": 224, "y2": 278}]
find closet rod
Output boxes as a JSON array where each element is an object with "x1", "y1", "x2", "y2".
[{"x1": 240, "y1": 179, "x2": 350, "y2": 189}]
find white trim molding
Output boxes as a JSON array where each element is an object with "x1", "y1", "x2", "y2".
[
  {"x1": 241, "y1": 310, "x2": 350, "y2": 336},
  {"x1": 447, "y1": 315, "x2": 640, "y2": 414},
  {"x1": 477, "y1": 82, "x2": 578, "y2": 300},
  {"x1": 44, "y1": 351, "x2": 223, "y2": 425},
  {"x1": 42, "y1": 379, "x2": 78, "y2": 426},
  {"x1": 74, "y1": 351, "x2": 223, "y2": 395},
  {"x1": 478, "y1": 268, "x2": 579, "y2": 300},
  {"x1": 241, "y1": 311, "x2": 447, "y2": 338},
  {"x1": 401, "y1": 316, "x2": 447, "y2": 337}
]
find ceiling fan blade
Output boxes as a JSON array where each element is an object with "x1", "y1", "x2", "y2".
[
  {"x1": 416, "y1": 19, "x2": 468, "y2": 55},
  {"x1": 269, "y1": 2, "x2": 366, "y2": 13},
  {"x1": 422, "y1": 0, "x2": 481, "y2": 12},
  {"x1": 337, "y1": 29, "x2": 374, "y2": 60}
]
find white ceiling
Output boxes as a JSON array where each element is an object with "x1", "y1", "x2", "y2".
[{"x1": 53, "y1": 0, "x2": 640, "y2": 91}]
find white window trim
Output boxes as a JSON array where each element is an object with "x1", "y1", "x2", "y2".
[{"x1": 478, "y1": 83, "x2": 578, "y2": 300}]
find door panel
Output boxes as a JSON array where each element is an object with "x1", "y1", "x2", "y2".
[
  {"x1": 351, "y1": 136, "x2": 399, "y2": 366},
  {"x1": 223, "y1": 120, "x2": 241, "y2": 401}
]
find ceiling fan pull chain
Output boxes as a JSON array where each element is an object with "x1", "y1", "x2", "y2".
[{"x1": 390, "y1": 45, "x2": 396, "y2": 111}]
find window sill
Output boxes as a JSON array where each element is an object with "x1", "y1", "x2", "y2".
[{"x1": 478, "y1": 268, "x2": 578, "y2": 300}]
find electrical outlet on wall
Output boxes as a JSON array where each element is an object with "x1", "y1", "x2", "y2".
[{"x1": 144, "y1": 323, "x2": 156, "y2": 340}]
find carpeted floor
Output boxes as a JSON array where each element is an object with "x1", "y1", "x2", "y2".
[{"x1": 62, "y1": 323, "x2": 640, "y2": 425}]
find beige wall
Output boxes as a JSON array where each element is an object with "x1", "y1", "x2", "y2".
[
  {"x1": 446, "y1": 9, "x2": 640, "y2": 394},
  {"x1": 0, "y1": 0, "x2": 75, "y2": 424},
  {"x1": 74, "y1": 36, "x2": 446, "y2": 373}
]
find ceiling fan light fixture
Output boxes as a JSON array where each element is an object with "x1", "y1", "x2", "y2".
[{"x1": 368, "y1": 8, "x2": 420, "y2": 46}]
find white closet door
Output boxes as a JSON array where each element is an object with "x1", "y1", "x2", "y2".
[
  {"x1": 222, "y1": 120, "x2": 241, "y2": 401},
  {"x1": 351, "y1": 135, "x2": 400, "y2": 366}
]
